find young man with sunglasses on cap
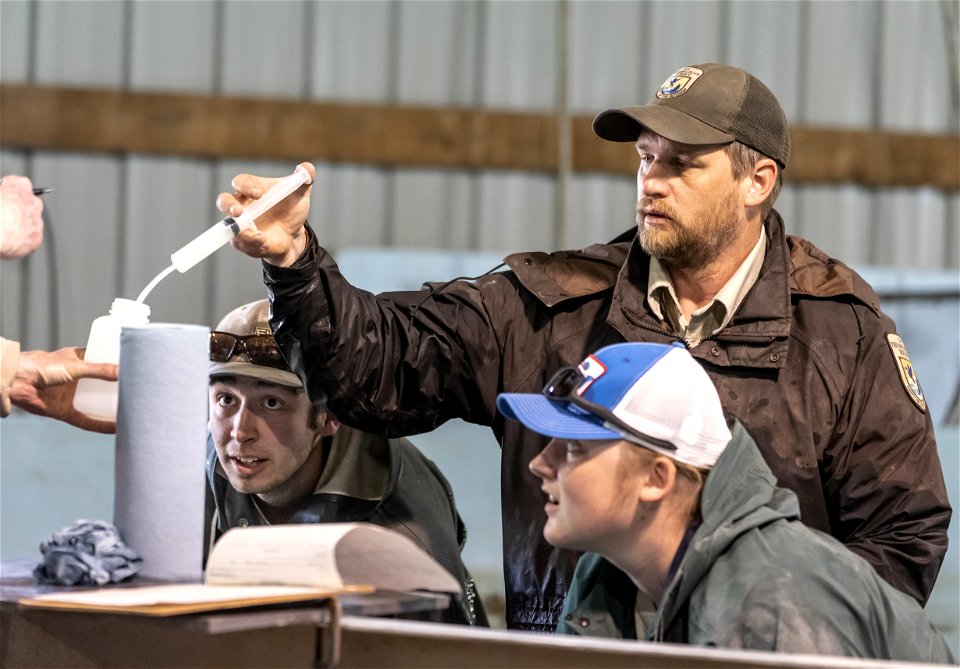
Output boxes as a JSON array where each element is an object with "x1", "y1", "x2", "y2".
[
  {"x1": 499, "y1": 342, "x2": 954, "y2": 662},
  {"x1": 220, "y1": 63, "x2": 949, "y2": 631},
  {"x1": 206, "y1": 299, "x2": 486, "y2": 626}
]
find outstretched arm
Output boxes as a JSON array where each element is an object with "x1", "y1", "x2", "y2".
[{"x1": 10, "y1": 347, "x2": 119, "y2": 434}]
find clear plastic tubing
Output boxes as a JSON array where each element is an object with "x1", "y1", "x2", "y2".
[
  {"x1": 136, "y1": 265, "x2": 175, "y2": 304},
  {"x1": 169, "y1": 165, "x2": 312, "y2": 275}
]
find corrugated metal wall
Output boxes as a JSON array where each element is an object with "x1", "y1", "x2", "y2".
[{"x1": 1, "y1": 0, "x2": 958, "y2": 351}]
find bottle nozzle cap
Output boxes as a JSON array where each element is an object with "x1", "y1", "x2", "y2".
[{"x1": 110, "y1": 297, "x2": 151, "y2": 320}]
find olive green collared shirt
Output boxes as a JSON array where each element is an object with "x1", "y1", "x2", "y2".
[{"x1": 646, "y1": 227, "x2": 767, "y2": 348}]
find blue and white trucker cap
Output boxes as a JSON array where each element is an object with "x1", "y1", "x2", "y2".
[{"x1": 497, "y1": 342, "x2": 731, "y2": 469}]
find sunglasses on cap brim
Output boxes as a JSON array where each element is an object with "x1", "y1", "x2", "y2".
[
  {"x1": 542, "y1": 366, "x2": 676, "y2": 451},
  {"x1": 209, "y1": 331, "x2": 289, "y2": 371}
]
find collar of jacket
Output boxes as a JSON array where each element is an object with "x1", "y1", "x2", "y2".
[
  {"x1": 206, "y1": 428, "x2": 400, "y2": 528},
  {"x1": 557, "y1": 555, "x2": 638, "y2": 639},
  {"x1": 612, "y1": 214, "x2": 792, "y2": 351},
  {"x1": 650, "y1": 419, "x2": 801, "y2": 639},
  {"x1": 504, "y1": 212, "x2": 881, "y2": 369},
  {"x1": 504, "y1": 240, "x2": 629, "y2": 308}
]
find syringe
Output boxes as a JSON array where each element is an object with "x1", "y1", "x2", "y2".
[{"x1": 170, "y1": 164, "x2": 312, "y2": 274}]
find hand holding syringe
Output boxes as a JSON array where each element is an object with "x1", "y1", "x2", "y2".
[
  {"x1": 172, "y1": 164, "x2": 312, "y2": 273},
  {"x1": 137, "y1": 165, "x2": 313, "y2": 303},
  {"x1": 217, "y1": 162, "x2": 316, "y2": 268}
]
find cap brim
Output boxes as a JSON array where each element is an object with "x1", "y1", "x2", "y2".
[
  {"x1": 209, "y1": 361, "x2": 303, "y2": 388},
  {"x1": 497, "y1": 393, "x2": 622, "y2": 441},
  {"x1": 593, "y1": 106, "x2": 735, "y2": 146}
]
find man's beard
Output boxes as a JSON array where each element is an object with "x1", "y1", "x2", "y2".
[{"x1": 637, "y1": 190, "x2": 741, "y2": 270}]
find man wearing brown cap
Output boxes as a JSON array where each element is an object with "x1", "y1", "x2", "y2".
[
  {"x1": 221, "y1": 63, "x2": 950, "y2": 632},
  {"x1": 205, "y1": 299, "x2": 486, "y2": 626}
]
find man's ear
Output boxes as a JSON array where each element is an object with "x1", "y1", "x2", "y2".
[
  {"x1": 314, "y1": 410, "x2": 341, "y2": 437},
  {"x1": 637, "y1": 456, "x2": 677, "y2": 503},
  {"x1": 744, "y1": 158, "x2": 778, "y2": 208}
]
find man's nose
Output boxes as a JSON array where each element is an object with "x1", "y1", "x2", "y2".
[
  {"x1": 231, "y1": 406, "x2": 257, "y2": 442},
  {"x1": 638, "y1": 161, "x2": 669, "y2": 198}
]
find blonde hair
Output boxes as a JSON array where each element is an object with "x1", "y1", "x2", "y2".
[{"x1": 618, "y1": 445, "x2": 708, "y2": 524}]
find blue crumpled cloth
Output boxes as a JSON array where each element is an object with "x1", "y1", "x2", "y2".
[{"x1": 33, "y1": 519, "x2": 143, "y2": 586}]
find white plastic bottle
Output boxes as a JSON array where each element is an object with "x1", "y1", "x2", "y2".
[{"x1": 73, "y1": 298, "x2": 151, "y2": 421}]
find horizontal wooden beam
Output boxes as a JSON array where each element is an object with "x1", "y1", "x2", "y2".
[{"x1": 2, "y1": 84, "x2": 957, "y2": 191}]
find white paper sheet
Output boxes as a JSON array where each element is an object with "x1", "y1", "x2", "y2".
[{"x1": 114, "y1": 323, "x2": 209, "y2": 581}]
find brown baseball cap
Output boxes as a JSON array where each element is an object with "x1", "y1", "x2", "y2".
[
  {"x1": 208, "y1": 299, "x2": 302, "y2": 388},
  {"x1": 593, "y1": 63, "x2": 791, "y2": 169}
]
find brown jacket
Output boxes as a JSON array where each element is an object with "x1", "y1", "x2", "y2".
[{"x1": 265, "y1": 211, "x2": 950, "y2": 631}]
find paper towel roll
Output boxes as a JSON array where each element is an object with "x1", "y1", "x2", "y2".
[{"x1": 114, "y1": 323, "x2": 209, "y2": 581}]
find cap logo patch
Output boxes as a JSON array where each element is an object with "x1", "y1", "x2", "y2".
[
  {"x1": 576, "y1": 355, "x2": 607, "y2": 396},
  {"x1": 656, "y1": 66, "x2": 704, "y2": 99},
  {"x1": 254, "y1": 326, "x2": 271, "y2": 336},
  {"x1": 887, "y1": 334, "x2": 926, "y2": 412}
]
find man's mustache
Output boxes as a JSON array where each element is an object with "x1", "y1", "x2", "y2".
[{"x1": 637, "y1": 198, "x2": 676, "y2": 220}]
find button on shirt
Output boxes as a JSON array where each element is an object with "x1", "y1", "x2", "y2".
[{"x1": 647, "y1": 227, "x2": 767, "y2": 348}]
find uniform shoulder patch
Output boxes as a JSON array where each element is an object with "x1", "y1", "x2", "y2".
[{"x1": 886, "y1": 334, "x2": 926, "y2": 412}]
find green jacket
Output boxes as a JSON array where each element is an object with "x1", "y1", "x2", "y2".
[
  {"x1": 557, "y1": 421, "x2": 955, "y2": 662},
  {"x1": 204, "y1": 426, "x2": 486, "y2": 626}
]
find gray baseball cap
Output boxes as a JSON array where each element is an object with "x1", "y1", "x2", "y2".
[
  {"x1": 593, "y1": 63, "x2": 791, "y2": 169},
  {"x1": 209, "y1": 299, "x2": 302, "y2": 388}
]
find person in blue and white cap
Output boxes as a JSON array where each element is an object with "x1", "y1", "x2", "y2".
[{"x1": 498, "y1": 341, "x2": 954, "y2": 662}]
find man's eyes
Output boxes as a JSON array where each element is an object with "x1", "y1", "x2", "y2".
[
  {"x1": 262, "y1": 397, "x2": 285, "y2": 410},
  {"x1": 639, "y1": 153, "x2": 692, "y2": 168},
  {"x1": 213, "y1": 394, "x2": 285, "y2": 410},
  {"x1": 637, "y1": 142, "x2": 699, "y2": 161}
]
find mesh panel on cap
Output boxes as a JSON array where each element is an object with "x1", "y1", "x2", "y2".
[
  {"x1": 621, "y1": 380, "x2": 687, "y2": 442},
  {"x1": 612, "y1": 346, "x2": 730, "y2": 469},
  {"x1": 730, "y1": 76, "x2": 790, "y2": 167}
]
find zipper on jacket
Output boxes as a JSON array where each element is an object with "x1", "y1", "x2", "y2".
[
  {"x1": 619, "y1": 307, "x2": 685, "y2": 341},
  {"x1": 622, "y1": 307, "x2": 778, "y2": 347},
  {"x1": 708, "y1": 332, "x2": 778, "y2": 345}
]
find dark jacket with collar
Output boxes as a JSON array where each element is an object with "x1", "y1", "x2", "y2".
[
  {"x1": 205, "y1": 426, "x2": 485, "y2": 626},
  {"x1": 556, "y1": 421, "x2": 955, "y2": 663},
  {"x1": 263, "y1": 211, "x2": 950, "y2": 630}
]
